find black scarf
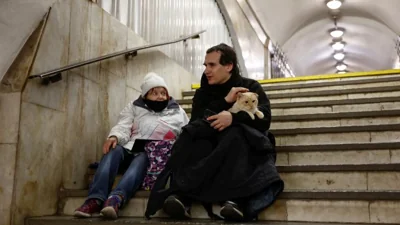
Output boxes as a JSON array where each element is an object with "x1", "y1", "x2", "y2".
[{"x1": 143, "y1": 99, "x2": 169, "y2": 112}]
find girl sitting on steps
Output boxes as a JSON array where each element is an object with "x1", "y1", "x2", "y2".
[{"x1": 74, "y1": 72, "x2": 189, "y2": 220}]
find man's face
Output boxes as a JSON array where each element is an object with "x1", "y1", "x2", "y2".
[{"x1": 203, "y1": 51, "x2": 233, "y2": 85}]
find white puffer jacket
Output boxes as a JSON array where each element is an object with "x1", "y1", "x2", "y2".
[{"x1": 108, "y1": 96, "x2": 189, "y2": 152}]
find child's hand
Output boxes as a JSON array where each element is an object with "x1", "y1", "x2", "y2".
[{"x1": 103, "y1": 136, "x2": 118, "y2": 154}]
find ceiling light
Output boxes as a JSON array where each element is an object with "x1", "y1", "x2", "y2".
[
  {"x1": 327, "y1": 0, "x2": 342, "y2": 10},
  {"x1": 334, "y1": 52, "x2": 345, "y2": 61},
  {"x1": 330, "y1": 28, "x2": 344, "y2": 38},
  {"x1": 336, "y1": 63, "x2": 347, "y2": 71},
  {"x1": 332, "y1": 42, "x2": 345, "y2": 51}
]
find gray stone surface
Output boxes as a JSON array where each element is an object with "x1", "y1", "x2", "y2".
[
  {"x1": 82, "y1": 77, "x2": 106, "y2": 162},
  {"x1": 281, "y1": 172, "x2": 367, "y2": 190},
  {"x1": 370, "y1": 201, "x2": 400, "y2": 224},
  {"x1": 0, "y1": 144, "x2": 17, "y2": 225},
  {"x1": 62, "y1": 73, "x2": 85, "y2": 189},
  {"x1": 100, "y1": 13, "x2": 127, "y2": 77},
  {"x1": 277, "y1": 132, "x2": 371, "y2": 146},
  {"x1": 106, "y1": 69, "x2": 126, "y2": 129},
  {"x1": 1, "y1": 15, "x2": 46, "y2": 93},
  {"x1": 63, "y1": 73, "x2": 107, "y2": 189},
  {"x1": 258, "y1": 200, "x2": 288, "y2": 221},
  {"x1": 0, "y1": 0, "x2": 58, "y2": 81},
  {"x1": 0, "y1": 92, "x2": 21, "y2": 143},
  {"x1": 125, "y1": 86, "x2": 141, "y2": 106},
  {"x1": 68, "y1": 0, "x2": 89, "y2": 75},
  {"x1": 286, "y1": 200, "x2": 370, "y2": 223},
  {"x1": 69, "y1": 1, "x2": 103, "y2": 83},
  {"x1": 288, "y1": 150, "x2": 391, "y2": 165},
  {"x1": 13, "y1": 102, "x2": 65, "y2": 225},
  {"x1": 3, "y1": 1, "x2": 198, "y2": 225},
  {"x1": 22, "y1": 0, "x2": 70, "y2": 111},
  {"x1": 370, "y1": 131, "x2": 400, "y2": 143},
  {"x1": 368, "y1": 172, "x2": 400, "y2": 190},
  {"x1": 126, "y1": 49, "x2": 192, "y2": 99},
  {"x1": 391, "y1": 150, "x2": 400, "y2": 163}
]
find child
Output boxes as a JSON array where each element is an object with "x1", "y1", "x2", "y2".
[{"x1": 74, "y1": 72, "x2": 189, "y2": 220}]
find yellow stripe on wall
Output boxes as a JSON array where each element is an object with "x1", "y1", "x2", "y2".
[{"x1": 190, "y1": 69, "x2": 400, "y2": 90}]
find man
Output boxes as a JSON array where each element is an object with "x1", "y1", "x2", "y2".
[{"x1": 145, "y1": 43, "x2": 284, "y2": 221}]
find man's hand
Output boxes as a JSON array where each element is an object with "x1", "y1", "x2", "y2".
[
  {"x1": 103, "y1": 136, "x2": 118, "y2": 154},
  {"x1": 208, "y1": 111, "x2": 233, "y2": 131},
  {"x1": 224, "y1": 87, "x2": 249, "y2": 103}
]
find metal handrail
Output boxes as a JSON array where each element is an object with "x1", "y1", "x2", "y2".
[{"x1": 29, "y1": 30, "x2": 206, "y2": 80}]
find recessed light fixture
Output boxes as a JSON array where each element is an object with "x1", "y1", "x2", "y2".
[
  {"x1": 336, "y1": 63, "x2": 347, "y2": 71},
  {"x1": 332, "y1": 42, "x2": 345, "y2": 51},
  {"x1": 327, "y1": 0, "x2": 342, "y2": 10},
  {"x1": 334, "y1": 52, "x2": 345, "y2": 61},
  {"x1": 330, "y1": 28, "x2": 344, "y2": 38}
]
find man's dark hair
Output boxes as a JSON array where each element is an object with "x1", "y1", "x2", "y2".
[{"x1": 206, "y1": 43, "x2": 239, "y2": 75}]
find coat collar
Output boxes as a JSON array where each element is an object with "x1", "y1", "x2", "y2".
[{"x1": 133, "y1": 96, "x2": 179, "y2": 111}]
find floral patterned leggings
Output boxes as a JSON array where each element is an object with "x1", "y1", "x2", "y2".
[{"x1": 142, "y1": 140, "x2": 175, "y2": 190}]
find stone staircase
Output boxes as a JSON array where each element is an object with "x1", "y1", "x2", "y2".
[{"x1": 27, "y1": 74, "x2": 400, "y2": 225}]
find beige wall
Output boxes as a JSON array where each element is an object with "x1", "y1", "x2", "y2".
[
  {"x1": 0, "y1": 0, "x2": 58, "y2": 82},
  {"x1": 0, "y1": 0, "x2": 193, "y2": 224}
]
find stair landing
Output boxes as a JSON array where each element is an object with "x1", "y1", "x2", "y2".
[{"x1": 26, "y1": 216, "x2": 390, "y2": 225}]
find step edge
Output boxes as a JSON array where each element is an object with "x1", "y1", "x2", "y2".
[
  {"x1": 272, "y1": 123, "x2": 400, "y2": 135},
  {"x1": 276, "y1": 142, "x2": 400, "y2": 152},
  {"x1": 59, "y1": 189, "x2": 400, "y2": 201},
  {"x1": 182, "y1": 85, "x2": 400, "y2": 99},
  {"x1": 181, "y1": 97, "x2": 400, "y2": 111},
  {"x1": 272, "y1": 110, "x2": 400, "y2": 122},
  {"x1": 26, "y1": 216, "x2": 392, "y2": 225}
]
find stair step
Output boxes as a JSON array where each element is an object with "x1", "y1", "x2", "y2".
[
  {"x1": 276, "y1": 130, "x2": 400, "y2": 145},
  {"x1": 86, "y1": 163, "x2": 400, "y2": 176},
  {"x1": 273, "y1": 102, "x2": 400, "y2": 116},
  {"x1": 57, "y1": 196, "x2": 400, "y2": 223},
  {"x1": 26, "y1": 216, "x2": 393, "y2": 225},
  {"x1": 272, "y1": 109, "x2": 400, "y2": 122},
  {"x1": 269, "y1": 91, "x2": 400, "y2": 105},
  {"x1": 262, "y1": 73, "x2": 400, "y2": 87},
  {"x1": 271, "y1": 117, "x2": 400, "y2": 130},
  {"x1": 273, "y1": 96, "x2": 400, "y2": 109},
  {"x1": 265, "y1": 76, "x2": 400, "y2": 93},
  {"x1": 280, "y1": 172, "x2": 400, "y2": 191},
  {"x1": 182, "y1": 83, "x2": 400, "y2": 99},
  {"x1": 86, "y1": 164, "x2": 400, "y2": 191},
  {"x1": 277, "y1": 150, "x2": 400, "y2": 166},
  {"x1": 277, "y1": 163, "x2": 400, "y2": 172},
  {"x1": 276, "y1": 142, "x2": 400, "y2": 152},
  {"x1": 269, "y1": 85, "x2": 400, "y2": 100},
  {"x1": 59, "y1": 189, "x2": 400, "y2": 201},
  {"x1": 271, "y1": 124, "x2": 400, "y2": 135},
  {"x1": 183, "y1": 73, "x2": 400, "y2": 96},
  {"x1": 181, "y1": 97, "x2": 400, "y2": 114}
]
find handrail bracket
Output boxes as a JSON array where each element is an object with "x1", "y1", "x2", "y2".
[
  {"x1": 42, "y1": 72, "x2": 62, "y2": 85},
  {"x1": 125, "y1": 51, "x2": 138, "y2": 60}
]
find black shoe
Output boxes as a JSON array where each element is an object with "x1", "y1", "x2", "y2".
[
  {"x1": 220, "y1": 201, "x2": 244, "y2": 221},
  {"x1": 163, "y1": 195, "x2": 191, "y2": 219}
]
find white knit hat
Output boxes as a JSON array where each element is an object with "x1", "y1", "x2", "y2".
[{"x1": 140, "y1": 72, "x2": 169, "y2": 97}]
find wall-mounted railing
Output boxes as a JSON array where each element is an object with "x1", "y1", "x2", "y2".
[{"x1": 28, "y1": 30, "x2": 206, "y2": 84}]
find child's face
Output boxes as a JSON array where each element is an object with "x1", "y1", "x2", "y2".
[{"x1": 146, "y1": 87, "x2": 168, "y2": 101}]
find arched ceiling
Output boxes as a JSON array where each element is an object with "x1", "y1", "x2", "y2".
[{"x1": 247, "y1": 0, "x2": 400, "y2": 76}]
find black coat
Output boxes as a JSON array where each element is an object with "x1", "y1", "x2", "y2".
[{"x1": 145, "y1": 72, "x2": 284, "y2": 219}]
